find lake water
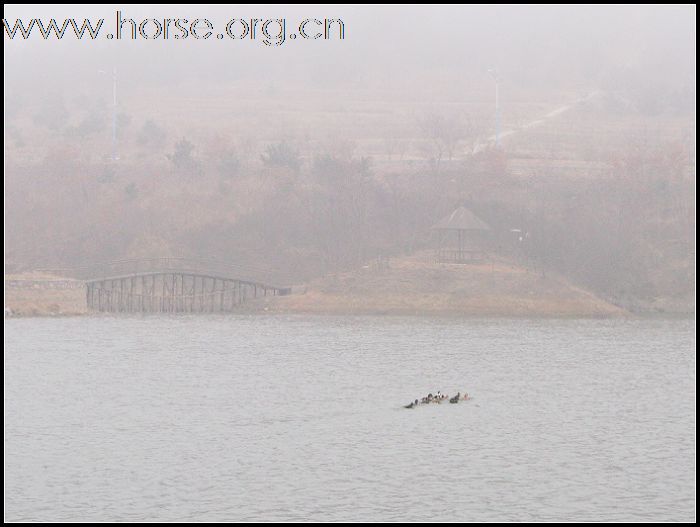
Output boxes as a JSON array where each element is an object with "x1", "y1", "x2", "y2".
[{"x1": 4, "y1": 315, "x2": 696, "y2": 521}]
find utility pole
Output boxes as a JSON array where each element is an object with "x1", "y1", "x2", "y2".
[
  {"x1": 111, "y1": 67, "x2": 118, "y2": 161},
  {"x1": 99, "y1": 67, "x2": 119, "y2": 160},
  {"x1": 488, "y1": 69, "x2": 501, "y2": 147}
]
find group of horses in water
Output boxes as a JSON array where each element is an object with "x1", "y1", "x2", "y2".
[{"x1": 404, "y1": 391, "x2": 470, "y2": 408}]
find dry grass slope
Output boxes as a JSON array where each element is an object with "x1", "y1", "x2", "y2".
[{"x1": 250, "y1": 252, "x2": 627, "y2": 317}]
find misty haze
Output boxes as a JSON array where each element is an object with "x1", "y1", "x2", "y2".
[{"x1": 4, "y1": 4, "x2": 696, "y2": 523}]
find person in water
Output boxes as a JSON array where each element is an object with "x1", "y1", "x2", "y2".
[{"x1": 405, "y1": 399, "x2": 420, "y2": 409}]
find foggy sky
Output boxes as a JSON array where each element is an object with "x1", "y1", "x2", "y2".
[{"x1": 4, "y1": 5, "x2": 696, "y2": 98}]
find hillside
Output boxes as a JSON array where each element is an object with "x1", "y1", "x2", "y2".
[
  {"x1": 247, "y1": 252, "x2": 627, "y2": 317},
  {"x1": 5, "y1": 80, "x2": 694, "y2": 313}
]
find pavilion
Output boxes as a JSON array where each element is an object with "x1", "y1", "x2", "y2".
[{"x1": 431, "y1": 206, "x2": 491, "y2": 263}]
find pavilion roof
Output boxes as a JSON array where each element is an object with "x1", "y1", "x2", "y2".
[{"x1": 431, "y1": 206, "x2": 490, "y2": 231}]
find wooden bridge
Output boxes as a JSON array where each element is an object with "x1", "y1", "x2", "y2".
[{"x1": 37, "y1": 257, "x2": 292, "y2": 314}]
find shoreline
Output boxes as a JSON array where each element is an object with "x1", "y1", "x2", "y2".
[
  {"x1": 5, "y1": 259, "x2": 694, "y2": 320},
  {"x1": 5, "y1": 307, "x2": 694, "y2": 320}
]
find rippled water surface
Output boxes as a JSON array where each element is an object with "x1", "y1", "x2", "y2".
[{"x1": 4, "y1": 315, "x2": 696, "y2": 521}]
